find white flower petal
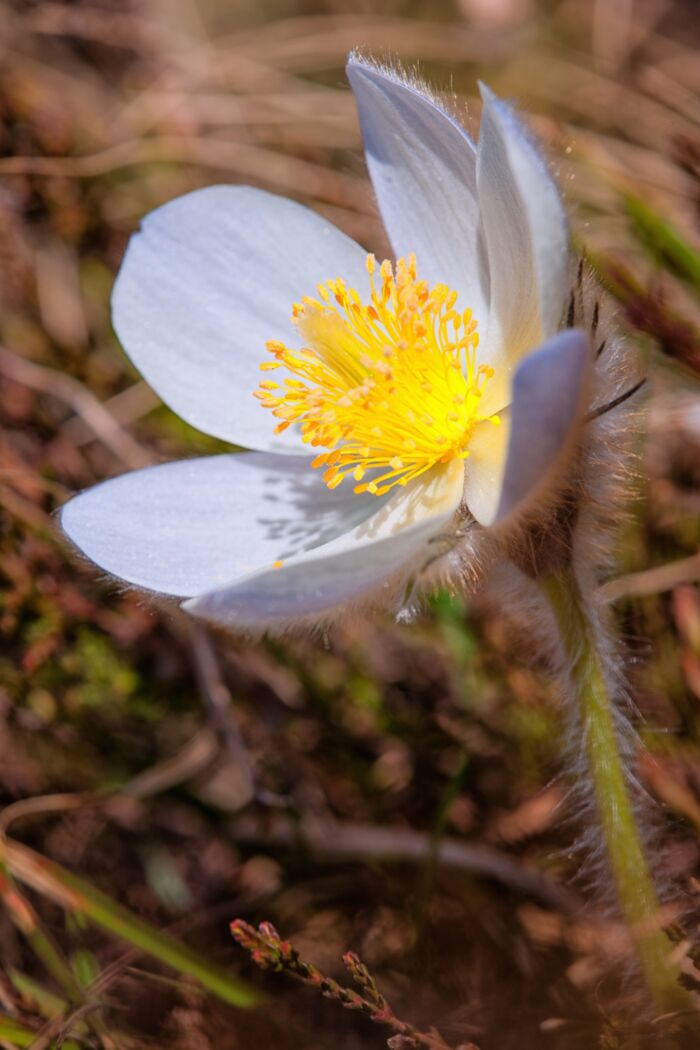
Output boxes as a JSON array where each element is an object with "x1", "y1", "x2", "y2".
[
  {"x1": 346, "y1": 57, "x2": 489, "y2": 332},
  {"x1": 60, "y1": 452, "x2": 383, "y2": 598},
  {"x1": 476, "y1": 84, "x2": 569, "y2": 408},
  {"x1": 112, "y1": 186, "x2": 371, "y2": 453},
  {"x1": 462, "y1": 414, "x2": 511, "y2": 527},
  {"x1": 184, "y1": 459, "x2": 465, "y2": 629},
  {"x1": 489, "y1": 328, "x2": 591, "y2": 526}
]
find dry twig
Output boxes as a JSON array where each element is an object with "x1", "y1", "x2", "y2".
[
  {"x1": 228, "y1": 813, "x2": 578, "y2": 912},
  {"x1": 231, "y1": 920, "x2": 476, "y2": 1050},
  {"x1": 0, "y1": 345, "x2": 153, "y2": 470}
]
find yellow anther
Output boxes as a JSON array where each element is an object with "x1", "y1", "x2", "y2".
[{"x1": 255, "y1": 254, "x2": 497, "y2": 496}]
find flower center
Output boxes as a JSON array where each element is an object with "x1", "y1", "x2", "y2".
[{"x1": 255, "y1": 254, "x2": 499, "y2": 496}]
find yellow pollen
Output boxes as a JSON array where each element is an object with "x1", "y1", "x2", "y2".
[{"x1": 255, "y1": 254, "x2": 499, "y2": 496}]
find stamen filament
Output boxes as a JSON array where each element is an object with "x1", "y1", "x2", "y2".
[{"x1": 256, "y1": 254, "x2": 498, "y2": 495}]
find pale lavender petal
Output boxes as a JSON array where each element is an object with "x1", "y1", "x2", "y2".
[
  {"x1": 490, "y1": 328, "x2": 591, "y2": 526},
  {"x1": 462, "y1": 412, "x2": 511, "y2": 527},
  {"x1": 347, "y1": 57, "x2": 489, "y2": 334},
  {"x1": 112, "y1": 186, "x2": 371, "y2": 453},
  {"x1": 185, "y1": 459, "x2": 465, "y2": 628},
  {"x1": 60, "y1": 452, "x2": 381, "y2": 597},
  {"x1": 476, "y1": 84, "x2": 569, "y2": 410}
]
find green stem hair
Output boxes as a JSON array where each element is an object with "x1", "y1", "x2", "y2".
[{"x1": 541, "y1": 569, "x2": 687, "y2": 1014}]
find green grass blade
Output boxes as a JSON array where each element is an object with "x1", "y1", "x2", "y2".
[
  {"x1": 8, "y1": 969, "x2": 68, "y2": 1021},
  {"x1": 7, "y1": 840, "x2": 262, "y2": 1010},
  {"x1": 624, "y1": 195, "x2": 700, "y2": 295},
  {"x1": 0, "y1": 1015, "x2": 81, "y2": 1050}
]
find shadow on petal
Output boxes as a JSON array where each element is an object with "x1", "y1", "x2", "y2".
[
  {"x1": 60, "y1": 453, "x2": 384, "y2": 598},
  {"x1": 185, "y1": 460, "x2": 465, "y2": 628}
]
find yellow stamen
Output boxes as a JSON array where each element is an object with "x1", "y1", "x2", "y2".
[{"x1": 255, "y1": 254, "x2": 498, "y2": 496}]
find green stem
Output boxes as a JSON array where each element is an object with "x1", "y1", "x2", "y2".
[{"x1": 541, "y1": 570, "x2": 687, "y2": 1013}]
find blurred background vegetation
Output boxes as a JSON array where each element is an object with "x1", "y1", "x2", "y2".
[{"x1": 1, "y1": 1, "x2": 700, "y2": 1047}]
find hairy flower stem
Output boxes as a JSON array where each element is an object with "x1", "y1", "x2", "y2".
[{"x1": 541, "y1": 569, "x2": 686, "y2": 1014}]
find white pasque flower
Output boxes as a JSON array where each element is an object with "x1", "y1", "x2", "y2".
[{"x1": 61, "y1": 57, "x2": 591, "y2": 630}]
